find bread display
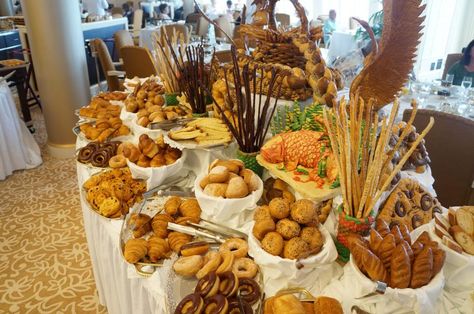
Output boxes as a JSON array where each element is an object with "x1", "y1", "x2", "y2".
[
  {"x1": 117, "y1": 134, "x2": 182, "y2": 168},
  {"x1": 348, "y1": 220, "x2": 445, "y2": 289},
  {"x1": 82, "y1": 168, "x2": 146, "y2": 218},
  {"x1": 433, "y1": 206, "x2": 474, "y2": 255},
  {"x1": 198, "y1": 159, "x2": 261, "y2": 199},
  {"x1": 168, "y1": 118, "x2": 233, "y2": 147},
  {"x1": 252, "y1": 197, "x2": 324, "y2": 259},
  {"x1": 264, "y1": 294, "x2": 343, "y2": 314},
  {"x1": 378, "y1": 178, "x2": 442, "y2": 231},
  {"x1": 77, "y1": 141, "x2": 121, "y2": 168},
  {"x1": 122, "y1": 196, "x2": 201, "y2": 265},
  {"x1": 79, "y1": 117, "x2": 130, "y2": 142},
  {"x1": 78, "y1": 94, "x2": 123, "y2": 119}
]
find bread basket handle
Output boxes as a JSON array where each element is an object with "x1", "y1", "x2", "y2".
[{"x1": 266, "y1": 0, "x2": 309, "y2": 35}]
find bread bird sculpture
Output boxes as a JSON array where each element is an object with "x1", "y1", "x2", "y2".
[{"x1": 350, "y1": 0, "x2": 426, "y2": 110}]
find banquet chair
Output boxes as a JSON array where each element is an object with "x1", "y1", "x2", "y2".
[
  {"x1": 196, "y1": 16, "x2": 210, "y2": 38},
  {"x1": 442, "y1": 53, "x2": 462, "y2": 80},
  {"x1": 403, "y1": 109, "x2": 474, "y2": 206},
  {"x1": 276, "y1": 13, "x2": 290, "y2": 28},
  {"x1": 91, "y1": 39, "x2": 125, "y2": 91},
  {"x1": 129, "y1": 9, "x2": 143, "y2": 44},
  {"x1": 114, "y1": 30, "x2": 134, "y2": 59},
  {"x1": 120, "y1": 46, "x2": 158, "y2": 78},
  {"x1": 214, "y1": 16, "x2": 233, "y2": 41},
  {"x1": 160, "y1": 24, "x2": 191, "y2": 46}
]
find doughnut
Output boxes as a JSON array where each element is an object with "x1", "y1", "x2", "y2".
[
  {"x1": 180, "y1": 241, "x2": 209, "y2": 257},
  {"x1": 173, "y1": 255, "x2": 204, "y2": 277},
  {"x1": 218, "y1": 271, "x2": 239, "y2": 297},
  {"x1": 228, "y1": 298, "x2": 252, "y2": 314},
  {"x1": 219, "y1": 238, "x2": 248, "y2": 258},
  {"x1": 109, "y1": 155, "x2": 127, "y2": 168},
  {"x1": 252, "y1": 219, "x2": 276, "y2": 241},
  {"x1": 77, "y1": 144, "x2": 96, "y2": 163},
  {"x1": 238, "y1": 278, "x2": 261, "y2": 305},
  {"x1": 203, "y1": 294, "x2": 228, "y2": 314},
  {"x1": 216, "y1": 250, "x2": 234, "y2": 274},
  {"x1": 174, "y1": 293, "x2": 204, "y2": 314},
  {"x1": 232, "y1": 257, "x2": 258, "y2": 279},
  {"x1": 196, "y1": 251, "x2": 222, "y2": 279},
  {"x1": 91, "y1": 149, "x2": 111, "y2": 167},
  {"x1": 195, "y1": 271, "x2": 220, "y2": 298},
  {"x1": 269, "y1": 198, "x2": 291, "y2": 219},
  {"x1": 276, "y1": 219, "x2": 301, "y2": 240},
  {"x1": 290, "y1": 199, "x2": 317, "y2": 224},
  {"x1": 261, "y1": 231, "x2": 284, "y2": 256}
]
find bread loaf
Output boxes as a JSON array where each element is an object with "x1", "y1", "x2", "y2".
[
  {"x1": 390, "y1": 244, "x2": 411, "y2": 288},
  {"x1": 410, "y1": 247, "x2": 433, "y2": 288}
]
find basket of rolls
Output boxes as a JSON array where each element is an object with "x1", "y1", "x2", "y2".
[
  {"x1": 194, "y1": 159, "x2": 263, "y2": 230},
  {"x1": 343, "y1": 219, "x2": 445, "y2": 314},
  {"x1": 264, "y1": 289, "x2": 343, "y2": 314},
  {"x1": 117, "y1": 133, "x2": 186, "y2": 189},
  {"x1": 247, "y1": 197, "x2": 338, "y2": 296}
]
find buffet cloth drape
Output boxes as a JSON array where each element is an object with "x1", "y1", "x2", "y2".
[
  {"x1": 0, "y1": 81, "x2": 42, "y2": 180},
  {"x1": 76, "y1": 96, "x2": 473, "y2": 314}
]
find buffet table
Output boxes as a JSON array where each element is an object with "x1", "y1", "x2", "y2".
[{"x1": 0, "y1": 80, "x2": 41, "y2": 180}]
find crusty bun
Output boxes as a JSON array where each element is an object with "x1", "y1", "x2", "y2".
[
  {"x1": 225, "y1": 177, "x2": 249, "y2": 198},
  {"x1": 203, "y1": 183, "x2": 228, "y2": 197},
  {"x1": 313, "y1": 296, "x2": 343, "y2": 314},
  {"x1": 272, "y1": 294, "x2": 306, "y2": 314}
]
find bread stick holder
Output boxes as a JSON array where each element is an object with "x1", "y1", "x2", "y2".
[{"x1": 336, "y1": 206, "x2": 375, "y2": 262}]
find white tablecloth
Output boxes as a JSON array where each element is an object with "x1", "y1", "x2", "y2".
[{"x1": 0, "y1": 81, "x2": 42, "y2": 180}]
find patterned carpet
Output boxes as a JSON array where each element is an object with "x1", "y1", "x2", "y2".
[{"x1": 0, "y1": 108, "x2": 107, "y2": 313}]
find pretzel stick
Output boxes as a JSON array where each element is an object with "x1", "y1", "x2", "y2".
[{"x1": 369, "y1": 117, "x2": 435, "y2": 210}]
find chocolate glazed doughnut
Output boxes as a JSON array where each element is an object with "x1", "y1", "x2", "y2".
[
  {"x1": 174, "y1": 293, "x2": 204, "y2": 314},
  {"x1": 91, "y1": 149, "x2": 111, "y2": 167},
  {"x1": 203, "y1": 294, "x2": 228, "y2": 314},
  {"x1": 238, "y1": 278, "x2": 261, "y2": 305},
  {"x1": 77, "y1": 144, "x2": 97, "y2": 163},
  {"x1": 228, "y1": 298, "x2": 252, "y2": 314},
  {"x1": 195, "y1": 271, "x2": 220, "y2": 298}
]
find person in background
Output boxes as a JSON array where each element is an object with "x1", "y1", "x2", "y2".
[
  {"x1": 323, "y1": 9, "x2": 337, "y2": 46},
  {"x1": 82, "y1": 0, "x2": 109, "y2": 16},
  {"x1": 448, "y1": 40, "x2": 474, "y2": 86},
  {"x1": 157, "y1": 3, "x2": 171, "y2": 20},
  {"x1": 122, "y1": 2, "x2": 133, "y2": 24}
]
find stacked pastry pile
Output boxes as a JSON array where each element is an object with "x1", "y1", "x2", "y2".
[
  {"x1": 123, "y1": 196, "x2": 201, "y2": 264},
  {"x1": 168, "y1": 118, "x2": 232, "y2": 147},
  {"x1": 174, "y1": 269, "x2": 261, "y2": 314},
  {"x1": 348, "y1": 219, "x2": 445, "y2": 288},
  {"x1": 198, "y1": 159, "x2": 260, "y2": 199},
  {"x1": 253, "y1": 198, "x2": 324, "y2": 259},
  {"x1": 79, "y1": 95, "x2": 122, "y2": 119},
  {"x1": 173, "y1": 238, "x2": 258, "y2": 280},
  {"x1": 434, "y1": 207, "x2": 474, "y2": 255},
  {"x1": 96, "y1": 91, "x2": 128, "y2": 101},
  {"x1": 77, "y1": 141, "x2": 121, "y2": 168},
  {"x1": 83, "y1": 168, "x2": 146, "y2": 218},
  {"x1": 264, "y1": 294, "x2": 343, "y2": 314},
  {"x1": 378, "y1": 178, "x2": 442, "y2": 231},
  {"x1": 79, "y1": 117, "x2": 130, "y2": 142},
  {"x1": 117, "y1": 134, "x2": 182, "y2": 168}
]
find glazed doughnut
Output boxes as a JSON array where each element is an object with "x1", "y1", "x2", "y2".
[
  {"x1": 216, "y1": 250, "x2": 234, "y2": 274},
  {"x1": 261, "y1": 231, "x2": 284, "y2": 256},
  {"x1": 218, "y1": 271, "x2": 239, "y2": 297},
  {"x1": 91, "y1": 150, "x2": 110, "y2": 167},
  {"x1": 180, "y1": 241, "x2": 209, "y2": 257},
  {"x1": 173, "y1": 255, "x2": 204, "y2": 277},
  {"x1": 232, "y1": 257, "x2": 258, "y2": 279},
  {"x1": 228, "y1": 298, "x2": 252, "y2": 314},
  {"x1": 174, "y1": 293, "x2": 204, "y2": 314},
  {"x1": 109, "y1": 154, "x2": 127, "y2": 168},
  {"x1": 219, "y1": 238, "x2": 249, "y2": 258},
  {"x1": 77, "y1": 144, "x2": 96, "y2": 163},
  {"x1": 238, "y1": 278, "x2": 261, "y2": 305},
  {"x1": 269, "y1": 198, "x2": 291, "y2": 219},
  {"x1": 195, "y1": 271, "x2": 220, "y2": 298},
  {"x1": 252, "y1": 219, "x2": 276, "y2": 241},
  {"x1": 276, "y1": 219, "x2": 301, "y2": 240},
  {"x1": 196, "y1": 251, "x2": 222, "y2": 279},
  {"x1": 203, "y1": 294, "x2": 228, "y2": 314}
]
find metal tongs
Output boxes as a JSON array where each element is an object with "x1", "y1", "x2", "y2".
[
  {"x1": 148, "y1": 117, "x2": 195, "y2": 131},
  {"x1": 354, "y1": 281, "x2": 387, "y2": 299},
  {"x1": 167, "y1": 219, "x2": 247, "y2": 243}
]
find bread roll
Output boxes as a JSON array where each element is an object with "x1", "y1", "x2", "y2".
[
  {"x1": 271, "y1": 294, "x2": 305, "y2": 314},
  {"x1": 208, "y1": 165, "x2": 230, "y2": 183},
  {"x1": 410, "y1": 247, "x2": 433, "y2": 288},
  {"x1": 203, "y1": 183, "x2": 228, "y2": 197},
  {"x1": 313, "y1": 296, "x2": 343, "y2": 314},
  {"x1": 390, "y1": 244, "x2": 411, "y2": 288},
  {"x1": 225, "y1": 177, "x2": 249, "y2": 198}
]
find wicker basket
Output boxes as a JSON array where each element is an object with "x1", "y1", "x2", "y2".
[{"x1": 258, "y1": 41, "x2": 307, "y2": 69}]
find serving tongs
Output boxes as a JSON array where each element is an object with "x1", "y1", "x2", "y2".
[
  {"x1": 148, "y1": 117, "x2": 195, "y2": 131},
  {"x1": 167, "y1": 219, "x2": 246, "y2": 244}
]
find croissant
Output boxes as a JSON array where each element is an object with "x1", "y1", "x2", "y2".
[
  {"x1": 139, "y1": 134, "x2": 159, "y2": 158},
  {"x1": 123, "y1": 145, "x2": 140, "y2": 163},
  {"x1": 410, "y1": 247, "x2": 433, "y2": 288},
  {"x1": 369, "y1": 229, "x2": 384, "y2": 254},
  {"x1": 361, "y1": 246, "x2": 388, "y2": 282},
  {"x1": 168, "y1": 231, "x2": 192, "y2": 253},
  {"x1": 376, "y1": 219, "x2": 391, "y2": 238},
  {"x1": 129, "y1": 213, "x2": 152, "y2": 238},
  {"x1": 390, "y1": 225, "x2": 404, "y2": 245},
  {"x1": 431, "y1": 248, "x2": 445, "y2": 279},
  {"x1": 390, "y1": 244, "x2": 411, "y2": 288},
  {"x1": 377, "y1": 233, "x2": 396, "y2": 270},
  {"x1": 151, "y1": 213, "x2": 174, "y2": 238},
  {"x1": 136, "y1": 154, "x2": 151, "y2": 168},
  {"x1": 164, "y1": 196, "x2": 182, "y2": 216},
  {"x1": 148, "y1": 236, "x2": 171, "y2": 262},
  {"x1": 179, "y1": 199, "x2": 201, "y2": 220},
  {"x1": 124, "y1": 238, "x2": 148, "y2": 263}
]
